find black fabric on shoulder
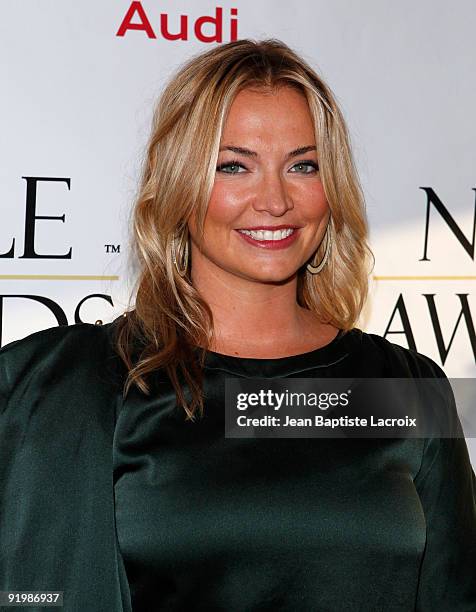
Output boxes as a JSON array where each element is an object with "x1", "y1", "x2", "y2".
[{"x1": 0, "y1": 320, "x2": 132, "y2": 612}]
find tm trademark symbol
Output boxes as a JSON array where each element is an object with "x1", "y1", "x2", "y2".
[{"x1": 105, "y1": 244, "x2": 121, "y2": 254}]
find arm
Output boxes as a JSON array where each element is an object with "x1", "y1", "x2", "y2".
[
  {"x1": 0, "y1": 325, "x2": 131, "y2": 612},
  {"x1": 414, "y1": 396, "x2": 476, "y2": 610}
]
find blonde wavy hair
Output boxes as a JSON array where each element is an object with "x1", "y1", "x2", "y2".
[{"x1": 115, "y1": 38, "x2": 374, "y2": 419}]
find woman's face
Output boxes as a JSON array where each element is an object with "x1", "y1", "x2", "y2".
[{"x1": 188, "y1": 85, "x2": 330, "y2": 285}]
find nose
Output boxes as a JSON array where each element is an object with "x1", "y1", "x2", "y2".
[{"x1": 252, "y1": 170, "x2": 294, "y2": 216}]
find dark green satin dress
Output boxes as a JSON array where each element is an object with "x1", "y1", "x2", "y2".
[{"x1": 1, "y1": 316, "x2": 475, "y2": 611}]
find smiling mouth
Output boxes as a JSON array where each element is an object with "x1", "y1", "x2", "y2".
[{"x1": 237, "y1": 228, "x2": 295, "y2": 241}]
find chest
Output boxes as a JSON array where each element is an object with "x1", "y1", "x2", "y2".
[{"x1": 114, "y1": 423, "x2": 426, "y2": 566}]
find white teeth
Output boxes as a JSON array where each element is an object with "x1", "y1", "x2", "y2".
[{"x1": 238, "y1": 228, "x2": 294, "y2": 241}]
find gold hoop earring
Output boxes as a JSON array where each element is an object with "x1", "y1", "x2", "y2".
[
  {"x1": 306, "y1": 220, "x2": 331, "y2": 275},
  {"x1": 171, "y1": 227, "x2": 189, "y2": 277}
]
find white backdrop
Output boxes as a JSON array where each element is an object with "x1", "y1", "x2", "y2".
[{"x1": 2, "y1": 1, "x2": 475, "y2": 463}]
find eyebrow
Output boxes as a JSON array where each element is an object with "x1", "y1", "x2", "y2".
[{"x1": 218, "y1": 145, "x2": 317, "y2": 159}]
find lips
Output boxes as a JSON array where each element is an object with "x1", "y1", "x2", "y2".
[
  {"x1": 236, "y1": 224, "x2": 300, "y2": 231},
  {"x1": 235, "y1": 226, "x2": 300, "y2": 249},
  {"x1": 238, "y1": 227, "x2": 294, "y2": 241}
]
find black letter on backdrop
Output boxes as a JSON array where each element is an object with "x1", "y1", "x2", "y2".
[
  {"x1": 420, "y1": 187, "x2": 476, "y2": 261},
  {"x1": 383, "y1": 293, "x2": 417, "y2": 351},
  {"x1": 18, "y1": 176, "x2": 72, "y2": 259},
  {"x1": 0, "y1": 239, "x2": 15, "y2": 258},
  {"x1": 74, "y1": 294, "x2": 114, "y2": 324},
  {"x1": 0, "y1": 295, "x2": 68, "y2": 347},
  {"x1": 424, "y1": 293, "x2": 476, "y2": 365}
]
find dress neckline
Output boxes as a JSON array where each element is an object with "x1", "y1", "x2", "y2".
[{"x1": 202, "y1": 327, "x2": 363, "y2": 377}]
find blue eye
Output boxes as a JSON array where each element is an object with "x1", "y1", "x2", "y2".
[
  {"x1": 216, "y1": 161, "x2": 246, "y2": 174},
  {"x1": 290, "y1": 161, "x2": 319, "y2": 174}
]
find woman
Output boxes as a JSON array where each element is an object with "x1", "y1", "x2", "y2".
[{"x1": 1, "y1": 39, "x2": 475, "y2": 611}]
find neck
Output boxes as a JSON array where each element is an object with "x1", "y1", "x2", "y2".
[{"x1": 191, "y1": 261, "x2": 331, "y2": 356}]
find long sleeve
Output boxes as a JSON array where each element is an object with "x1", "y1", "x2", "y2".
[
  {"x1": 0, "y1": 324, "x2": 131, "y2": 612},
  {"x1": 380, "y1": 338, "x2": 476, "y2": 609},
  {"x1": 414, "y1": 396, "x2": 476, "y2": 609}
]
